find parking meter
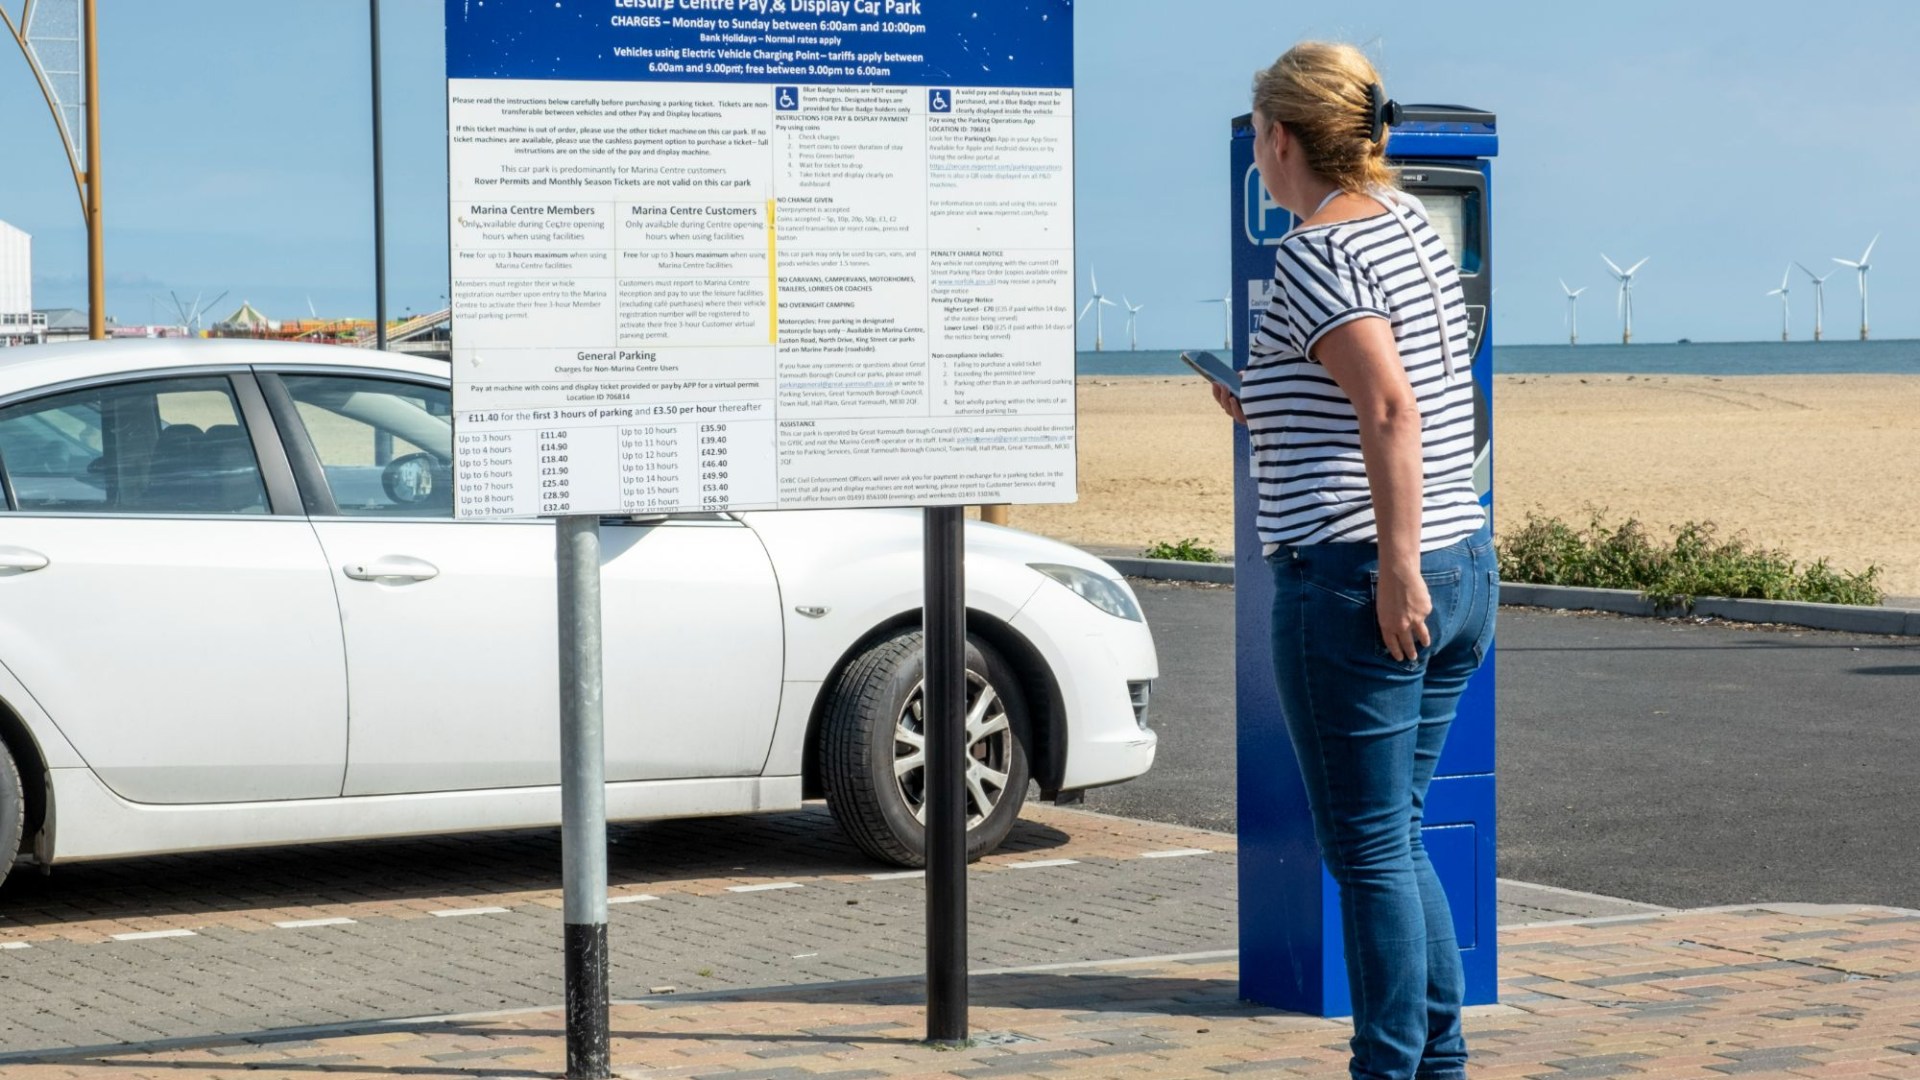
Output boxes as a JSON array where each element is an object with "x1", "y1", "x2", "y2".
[{"x1": 1231, "y1": 105, "x2": 1498, "y2": 1016}]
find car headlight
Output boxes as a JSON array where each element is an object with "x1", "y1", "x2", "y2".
[{"x1": 1029, "y1": 563, "x2": 1144, "y2": 622}]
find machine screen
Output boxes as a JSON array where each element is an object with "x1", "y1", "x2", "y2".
[{"x1": 1419, "y1": 193, "x2": 1472, "y2": 272}]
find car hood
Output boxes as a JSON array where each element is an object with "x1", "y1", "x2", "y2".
[{"x1": 736, "y1": 508, "x2": 1128, "y2": 581}]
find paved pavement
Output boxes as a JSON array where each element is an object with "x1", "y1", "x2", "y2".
[
  {"x1": 1091, "y1": 582, "x2": 1920, "y2": 910},
  {"x1": 7, "y1": 903, "x2": 1920, "y2": 1078}
]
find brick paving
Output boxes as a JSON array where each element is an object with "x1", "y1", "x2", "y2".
[
  {"x1": 5, "y1": 905, "x2": 1920, "y2": 1078},
  {"x1": 0, "y1": 806, "x2": 1245, "y2": 1053},
  {"x1": 0, "y1": 805, "x2": 1228, "y2": 947},
  {"x1": 7, "y1": 803, "x2": 1892, "y2": 1076}
]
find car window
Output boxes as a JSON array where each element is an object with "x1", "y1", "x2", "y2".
[
  {"x1": 281, "y1": 375, "x2": 453, "y2": 517},
  {"x1": 0, "y1": 376, "x2": 269, "y2": 515}
]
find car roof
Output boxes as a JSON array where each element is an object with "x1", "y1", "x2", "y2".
[{"x1": 0, "y1": 339, "x2": 450, "y2": 400}]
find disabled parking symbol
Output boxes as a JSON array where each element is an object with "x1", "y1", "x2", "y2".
[
  {"x1": 775, "y1": 86, "x2": 800, "y2": 111},
  {"x1": 929, "y1": 88, "x2": 952, "y2": 113}
]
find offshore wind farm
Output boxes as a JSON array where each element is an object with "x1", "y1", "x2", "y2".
[{"x1": 1075, "y1": 230, "x2": 1904, "y2": 362}]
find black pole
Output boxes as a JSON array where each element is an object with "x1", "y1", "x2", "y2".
[
  {"x1": 369, "y1": 0, "x2": 389, "y2": 352},
  {"x1": 924, "y1": 505, "x2": 969, "y2": 1043}
]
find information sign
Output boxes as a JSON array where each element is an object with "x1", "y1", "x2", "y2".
[{"x1": 447, "y1": 0, "x2": 1076, "y2": 518}]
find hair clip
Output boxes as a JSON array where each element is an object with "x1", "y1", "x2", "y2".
[{"x1": 1367, "y1": 83, "x2": 1402, "y2": 143}]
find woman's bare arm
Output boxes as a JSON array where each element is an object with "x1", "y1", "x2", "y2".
[{"x1": 1313, "y1": 317, "x2": 1431, "y2": 661}]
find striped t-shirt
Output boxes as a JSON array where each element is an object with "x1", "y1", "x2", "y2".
[{"x1": 1244, "y1": 196, "x2": 1485, "y2": 552}]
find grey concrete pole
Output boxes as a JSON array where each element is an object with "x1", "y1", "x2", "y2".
[
  {"x1": 924, "y1": 505, "x2": 968, "y2": 1043},
  {"x1": 557, "y1": 514, "x2": 611, "y2": 1079}
]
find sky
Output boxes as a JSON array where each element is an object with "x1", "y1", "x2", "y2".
[{"x1": 1, "y1": 0, "x2": 1916, "y2": 346}]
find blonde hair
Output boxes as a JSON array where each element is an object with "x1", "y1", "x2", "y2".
[{"x1": 1251, "y1": 42, "x2": 1396, "y2": 193}]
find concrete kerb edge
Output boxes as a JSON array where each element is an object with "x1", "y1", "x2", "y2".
[
  {"x1": 1105, "y1": 555, "x2": 1920, "y2": 636},
  {"x1": 1500, "y1": 901, "x2": 1920, "y2": 931},
  {"x1": 1507, "y1": 583, "x2": 1920, "y2": 636},
  {"x1": 1102, "y1": 555, "x2": 1234, "y2": 584}
]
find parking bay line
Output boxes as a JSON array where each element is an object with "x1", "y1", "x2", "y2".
[
  {"x1": 274, "y1": 917, "x2": 358, "y2": 929},
  {"x1": 1140, "y1": 848, "x2": 1214, "y2": 859},
  {"x1": 429, "y1": 906, "x2": 511, "y2": 918},
  {"x1": 1, "y1": 941, "x2": 29, "y2": 950},
  {"x1": 1003, "y1": 859, "x2": 1080, "y2": 870},
  {"x1": 608, "y1": 894, "x2": 660, "y2": 905},
  {"x1": 866, "y1": 870, "x2": 924, "y2": 881},
  {"x1": 727, "y1": 882, "x2": 803, "y2": 893},
  {"x1": 110, "y1": 929, "x2": 198, "y2": 941}
]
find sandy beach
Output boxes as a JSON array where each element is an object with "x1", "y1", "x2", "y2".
[{"x1": 1004, "y1": 373, "x2": 1920, "y2": 598}]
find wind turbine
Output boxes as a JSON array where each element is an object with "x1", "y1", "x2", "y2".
[
  {"x1": 1122, "y1": 297, "x2": 1145, "y2": 351},
  {"x1": 1560, "y1": 279, "x2": 1587, "y2": 345},
  {"x1": 1764, "y1": 265, "x2": 1791, "y2": 342},
  {"x1": 1832, "y1": 234, "x2": 1878, "y2": 340},
  {"x1": 1076, "y1": 269, "x2": 1117, "y2": 351},
  {"x1": 1795, "y1": 262, "x2": 1834, "y2": 342},
  {"x1": 1601, "y1": 254, "x2": 1649, "y2": 344},
  {"x1": 1197, "y1": 293, "x2": 1231, "y2": 349}
]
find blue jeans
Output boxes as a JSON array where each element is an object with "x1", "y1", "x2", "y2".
[{"x1": 1265, "y1": 523, "x2": 1497, "y2": 1080}]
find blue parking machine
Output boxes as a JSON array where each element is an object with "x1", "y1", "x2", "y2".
[{"x1": 1230, "y1": 105, "x2": 1498, "y2": 1017}]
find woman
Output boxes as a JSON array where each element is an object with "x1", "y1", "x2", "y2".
[{"x1": 1214, "y1": 42, "x2": 1498, "y2": 1080}]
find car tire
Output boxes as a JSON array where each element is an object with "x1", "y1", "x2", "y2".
[
  {"x1": 821, "y1": 630, "x2": 1031, "y2": 867},
  {"x1": 0, "y1": 742, "x2": 22, "y2": 893}
]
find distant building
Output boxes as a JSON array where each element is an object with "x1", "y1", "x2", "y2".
[
  {"x1": 0, "y1": 220, "x2": 44, "y2": 347},
  {"x1": 36, "y1": 307, "x2": 91, "y2": 344}
]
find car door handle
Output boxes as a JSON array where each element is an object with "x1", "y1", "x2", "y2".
[
  {"x1": 0, "y1": 546, "x2": 50, "y2": 574},
  {"x1": 342, "y1": 556, "x2": 440, "y2": 583}
]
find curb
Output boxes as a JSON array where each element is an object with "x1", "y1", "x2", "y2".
[
  {"x1": 1107, "y1": 558, "x2": 1920, "y2": 637},
  {"x1": 1102, "y1": 555, "x2": 1234, "y2": 584},
  {"x1": 1502, "y1": 583, "x2": 1920, "y2": 637}
]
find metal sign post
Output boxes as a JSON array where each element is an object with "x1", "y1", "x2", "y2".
[
  {"x1": 368, "y1": 0, "x2": 389, "y2": 353},
  {"x1": 923, "y1": 505, "x2": 968, "y2": 1042},
  {"x1": 556, "y1": 515, "x2": 610, "y2": 1078}
]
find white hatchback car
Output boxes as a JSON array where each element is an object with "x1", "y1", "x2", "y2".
[{"x1": 0, "y1": 340, "x2": 1158, "y2": 889}]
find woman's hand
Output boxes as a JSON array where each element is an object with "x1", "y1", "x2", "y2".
[
  {"x1": 1375, "y1": 563, "x2": 1433, "y2": 662},
  {"x1": 1210, "y1": 382, "x2": 1246, "y2": 426}
]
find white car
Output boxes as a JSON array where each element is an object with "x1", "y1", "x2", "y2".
[{"x1": 0, "y1": 340, "x2": 1157, "y2": 888}]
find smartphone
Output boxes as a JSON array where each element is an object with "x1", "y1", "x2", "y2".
[{"x1": 1179, "y1": 350, "x2": 1240, "y2": 398}]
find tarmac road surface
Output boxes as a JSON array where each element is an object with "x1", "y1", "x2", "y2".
[{"x1": 1087, "y1": 581, "x2": 1920, "y2": 910}]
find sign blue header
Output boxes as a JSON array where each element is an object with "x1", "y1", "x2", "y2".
[{"x1": 446, "y1": 0, "x2": 1073, "y2": 89}]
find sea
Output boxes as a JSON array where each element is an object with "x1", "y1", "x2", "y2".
[{"x1": 1077, "y1": 339, "x2": 1920, "y2": 378}]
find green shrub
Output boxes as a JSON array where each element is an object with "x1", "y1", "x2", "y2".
[
  {"x1": 1498, "y1": 511, "x2": 1884, "y2": 608},
  {"x1": 1142, "y1": 537, "x2": 1220, "y2": 563}
]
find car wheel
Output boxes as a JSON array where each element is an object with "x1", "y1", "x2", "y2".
[
  {"x1": 0, "y1": 743, "x2": 22, "y2": 892},
  {"x1": 822, "y1": 630, "x2": 1031, "y2": 867}
]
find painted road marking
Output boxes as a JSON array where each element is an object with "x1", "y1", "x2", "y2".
[
  {"x1": 866, "y1": 870, "x2": 924, "y2": 881},
  {"x1": 1141, "y1": 848, "x2": 1214, "y2": 859},
  {"x1": 111, "y1": 929, "x2": 198, "y2": 941},
  {"x1": 608, "y1": 894, "x2": 660, "y2": 905},
  {"x1": 727, "y1": 882, "x2": 802, "y2": 893},
  {"x1": 1005, "y1": 859, "x2": 1080, "y2": 870},
  {"x1": 274, "y1": 917, "x2": 358, "y2": 929},
  {"x1": 1, "y1": 941, "x2": 29, "y2": 950},
  {"x1": 430, "y1": 906, "x2": 511, "y2": 918}
]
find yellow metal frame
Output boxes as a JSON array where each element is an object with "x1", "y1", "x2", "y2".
[
  {"x1": 1, "y1": 1, "x2": 85, "y2": 215},
  {"x1": 2, "y1": 0, "x2": 104, "y2": 339}
]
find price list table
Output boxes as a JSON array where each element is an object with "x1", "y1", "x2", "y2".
[
  {"x1": 619, "y1": 419, "x2": 775, "y2": 512},
  {"x1": 457, "y1": 416, "x2": 775, "y2": 518}
]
